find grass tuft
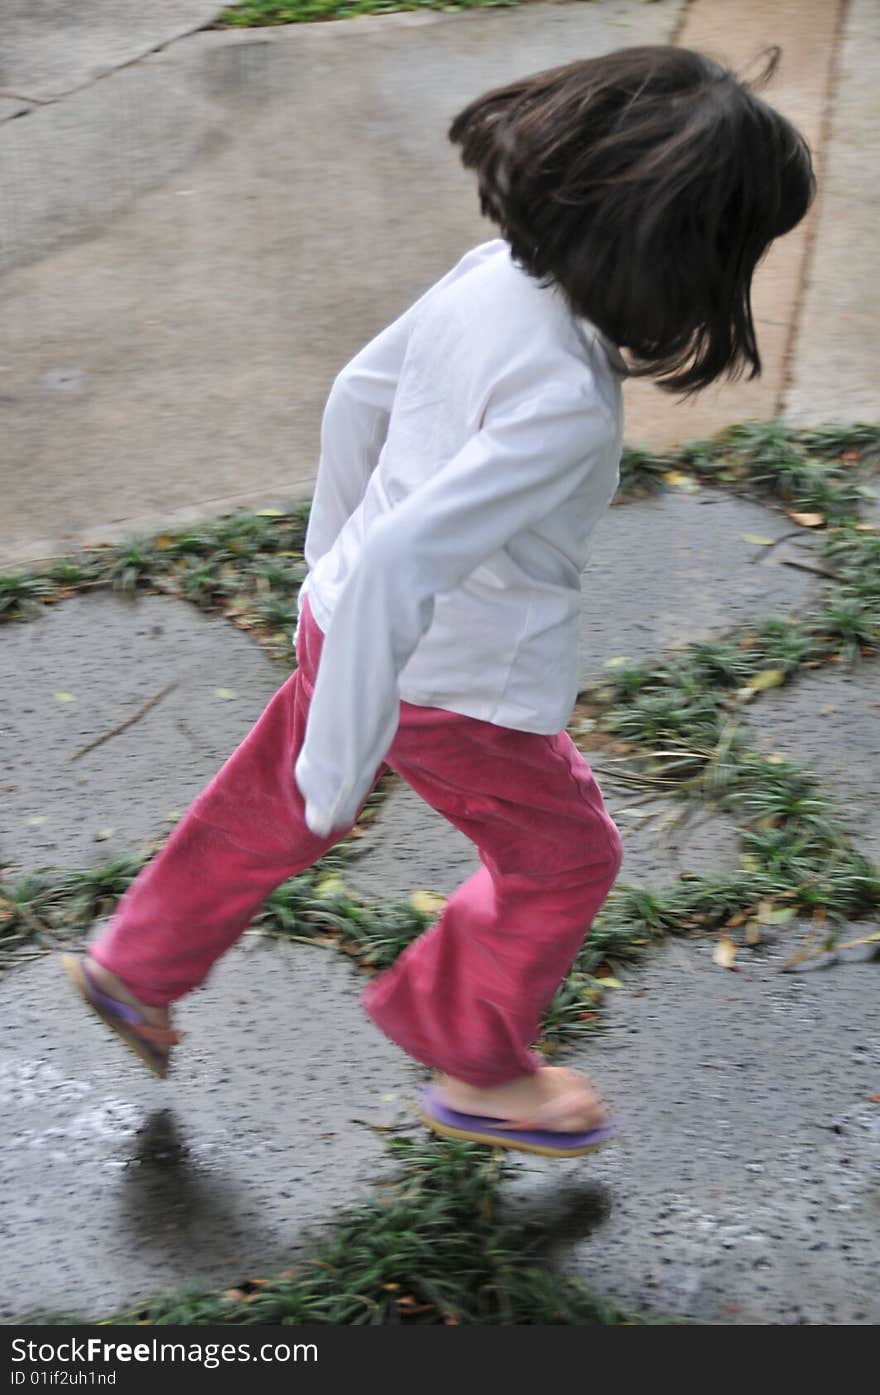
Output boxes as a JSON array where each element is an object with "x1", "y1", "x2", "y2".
[{"x1": 104, "y1": 1136, "x2": 641, "y2": 1326}]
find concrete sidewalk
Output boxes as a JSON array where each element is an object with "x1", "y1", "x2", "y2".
[
  {"x1": 1, "y1": 0, "x2": 877, "y2": 565},
  {"x1": 0, "y1": 0, "x2": 879, "y2": 1328},
  {"x1": 1, "y1": 476, "x2": 878, "y2": 1323}
]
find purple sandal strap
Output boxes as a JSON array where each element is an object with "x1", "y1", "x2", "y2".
[
  {"x1": 81, "y1": 960, "x2": 177, "y2": 1044},
  {"x1": 420, "y1": 1084, "x2": 616, "y2": 1152}
]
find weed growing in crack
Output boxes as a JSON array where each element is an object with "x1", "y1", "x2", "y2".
[{"x1": 100, "y1": 1135, "x2": 639, "y2": 1327}]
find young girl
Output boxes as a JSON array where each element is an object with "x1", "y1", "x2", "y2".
[{"x1": 63, "y1": 45, "x2": 814, "y2": 1157}]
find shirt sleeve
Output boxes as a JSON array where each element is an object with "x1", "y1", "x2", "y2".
[
  {"x1": 303, "y1": 240, "x2": 508, "y2": 568},
  {"x1": 294, "y1": 381, "x2": 614, "y2": 837},
  {"x1": 303, "y1": 320, "x2": 409, "y2": 570}
]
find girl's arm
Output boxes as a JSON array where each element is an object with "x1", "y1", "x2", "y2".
[
  {"x1": 295, "y1": 380, "x2": 616, "y2": 836},
  {"x1": 303, "y1": 240, "x2": 507, "y2": 567},
  {"x1": 303, "y1": 320, "x2": 409, "y2": 568}
]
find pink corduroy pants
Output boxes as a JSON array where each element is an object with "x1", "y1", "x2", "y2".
[{"x1": 91, "y1": 595, "x2": 623, "y2": 1086}]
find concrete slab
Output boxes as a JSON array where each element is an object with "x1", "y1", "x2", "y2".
[
  {"x1": 783, "y1": 0, "x2": 880, "y2": 426},
  {"x1": 623, "y1": 0, "x2": 844, "y2": 447},
  {"x1": 603, "y1": 796, "x2": 741, "y2": 889},
  {"x1": 0, "y1": 98, "x2": 34, "y2": 124},
  {"x1": 502, "y1": 934, "x2": 880, "y2": 1325},
  {"x1": 577, "y1": 490, "x2": 822, "y2": 682},
  {"x1": 0, "y1": 57, "x2": 227, "y2": 280},
  {"x1": 745, "y1": 663, "x2": 880, "y2": 863},
  {"x1": 344, "y1": 775, "x2": 742, "y2": 901},
  {"x1": 0, "y1": 1, "x2": 223, "y2": 102},
  {"x1": 0, "y1": 939, "x2": 417, "y2": 1322},
  {"x1": 0, "y1": 592, "x2": 284, "y2": 872},
  {"x1": 0, "y1": 2, "x2": 682, "y2": 565},
  {"x1": 345, "y1": 780, "x2": 479, "y2": 902}
]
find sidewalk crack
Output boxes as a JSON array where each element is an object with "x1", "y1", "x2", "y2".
[{"x1": 0, "y1": 9, "x2": 226, "y2": 116}]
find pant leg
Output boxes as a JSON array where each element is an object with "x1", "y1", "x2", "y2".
[
  {"x1": 90, "y1": 596, "x2": 373, "y2": 1005},
  {"x1": 363, "y1": 706, "x2": 623, "y2": 1087}
]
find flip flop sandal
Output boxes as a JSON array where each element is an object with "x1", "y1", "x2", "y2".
[
  {"x1": 418, "y1": 1083, "x2": 616, "y2": 1158},
  {"x1": 61, "y1": 954, "x2": 179, "y2": 1080}
]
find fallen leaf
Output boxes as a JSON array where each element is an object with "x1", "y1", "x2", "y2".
[
  {"x1": 742, "y1": 534, "x2": 775, "y2": 545},
  {"x1": 764, "y1": 753, "x2": 786, "y2": 764},
  {"x1": 53, "y1": 691, "x2": 77, "y2": 703},
  {"x1": 255, "y1": 508, "x2": 286, "y2": 517},
  {"x1": 782, "y1": 929, "x2": 878, "y2": 972},
  {"x1": 599, "y1": 976, "x2": 624, "y2": 989},
  {"x1": 745, "y1": 924, "x2": 761, "y2": 947},
  {"x1": 153, "y1": 534, "x2": 177, "y2": 551},
  {"x1": 214, "y1": 688, "x2": 238, "y2": 700},
  {"x1": 409, "y1": 890, "x2": 447, "y2": 916},
  {"x1": 94, "y1": 828, "x2": 116, "y2": 842},
  {"x1": 748, "y1": 669, "x2": 786, "y2": 692},
  {"x1": 837, "y1": 930, "x2": 880, "y2": 951},
  {"x1": 662, "y1": 470, "x2": 699, "y2": 492},
  {"x1": 603, "y1": 656, "x2": 630, "y2": 668},
  {"x1": 787, "y1": 511, "x2": 825, "y2": 527},
  {"x1": 753, "y1": 898, "x2": 797, "y2": 920},
  {"x1": 25, "y1": 815, "x2": 47, "y2": 827},
  {"x1": 868, "y1": 1095, "x2": 880, "y2": 1105},
  {"x1": 165, "y1": 811, "x2": 181, "y2": 822},
  {"x1": 762, "y1": 907, "x2": 796, "y2": 926},
  {"x1": 712, "y1": 937, "x2": 738, "y2": 970},
  {"x1": 397, "y1": 1296, "x2": 434, "y2": 1313},
  {"x1": 314, "y1": 873, "x2": 347, "y2": 899}
]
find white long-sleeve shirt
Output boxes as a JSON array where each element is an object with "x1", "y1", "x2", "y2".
[{"x1": 294, "y1": 238, "x2": 627, "y2": 836}]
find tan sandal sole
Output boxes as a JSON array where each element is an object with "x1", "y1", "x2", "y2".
[{"x1": 61, "y1": 954, "x2": 170, "y2": 1080}]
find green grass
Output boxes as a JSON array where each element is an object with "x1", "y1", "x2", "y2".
[
  {"x1": 0, "y1": 505, "x2": 312, "y2": 665},
  {"x1": 620, "y1": 419, "x2": 879, "y2": 520},
  {"x1": 2, "y1": 418, "x2": 878, "y2": 1005},
  {"x1": 218, "y1": 0, "x2": 520, "y2": 27},
  {"x1": 97, "y1": 1135, "x2": 642, "y2": 1326},
  {"x1": 2, "y1": 414, "x2": 879, "y2": 1324},
  {"x1": 0, "y1": 857, "x2": 148, "y2": 968}
]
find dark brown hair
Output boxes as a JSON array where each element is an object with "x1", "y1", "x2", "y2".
[{"x1": 449, "y1": 46, "x2": 815, "y2": 394}]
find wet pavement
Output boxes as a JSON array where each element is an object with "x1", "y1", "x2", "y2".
[
  {"x1": 0, "y1": 942, "x2": 414, "y2": 1322},
  {"x1": 2, "y1": 481, "x2": 878, "y2": 1323}
]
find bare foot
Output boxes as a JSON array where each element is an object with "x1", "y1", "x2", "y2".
[
  {"x1": 85, "y1": 958, "x2": 171, "y2": 1033},
  {"x1": 437, "y1": 1067, "x2": 609, "y2": 1133}
]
